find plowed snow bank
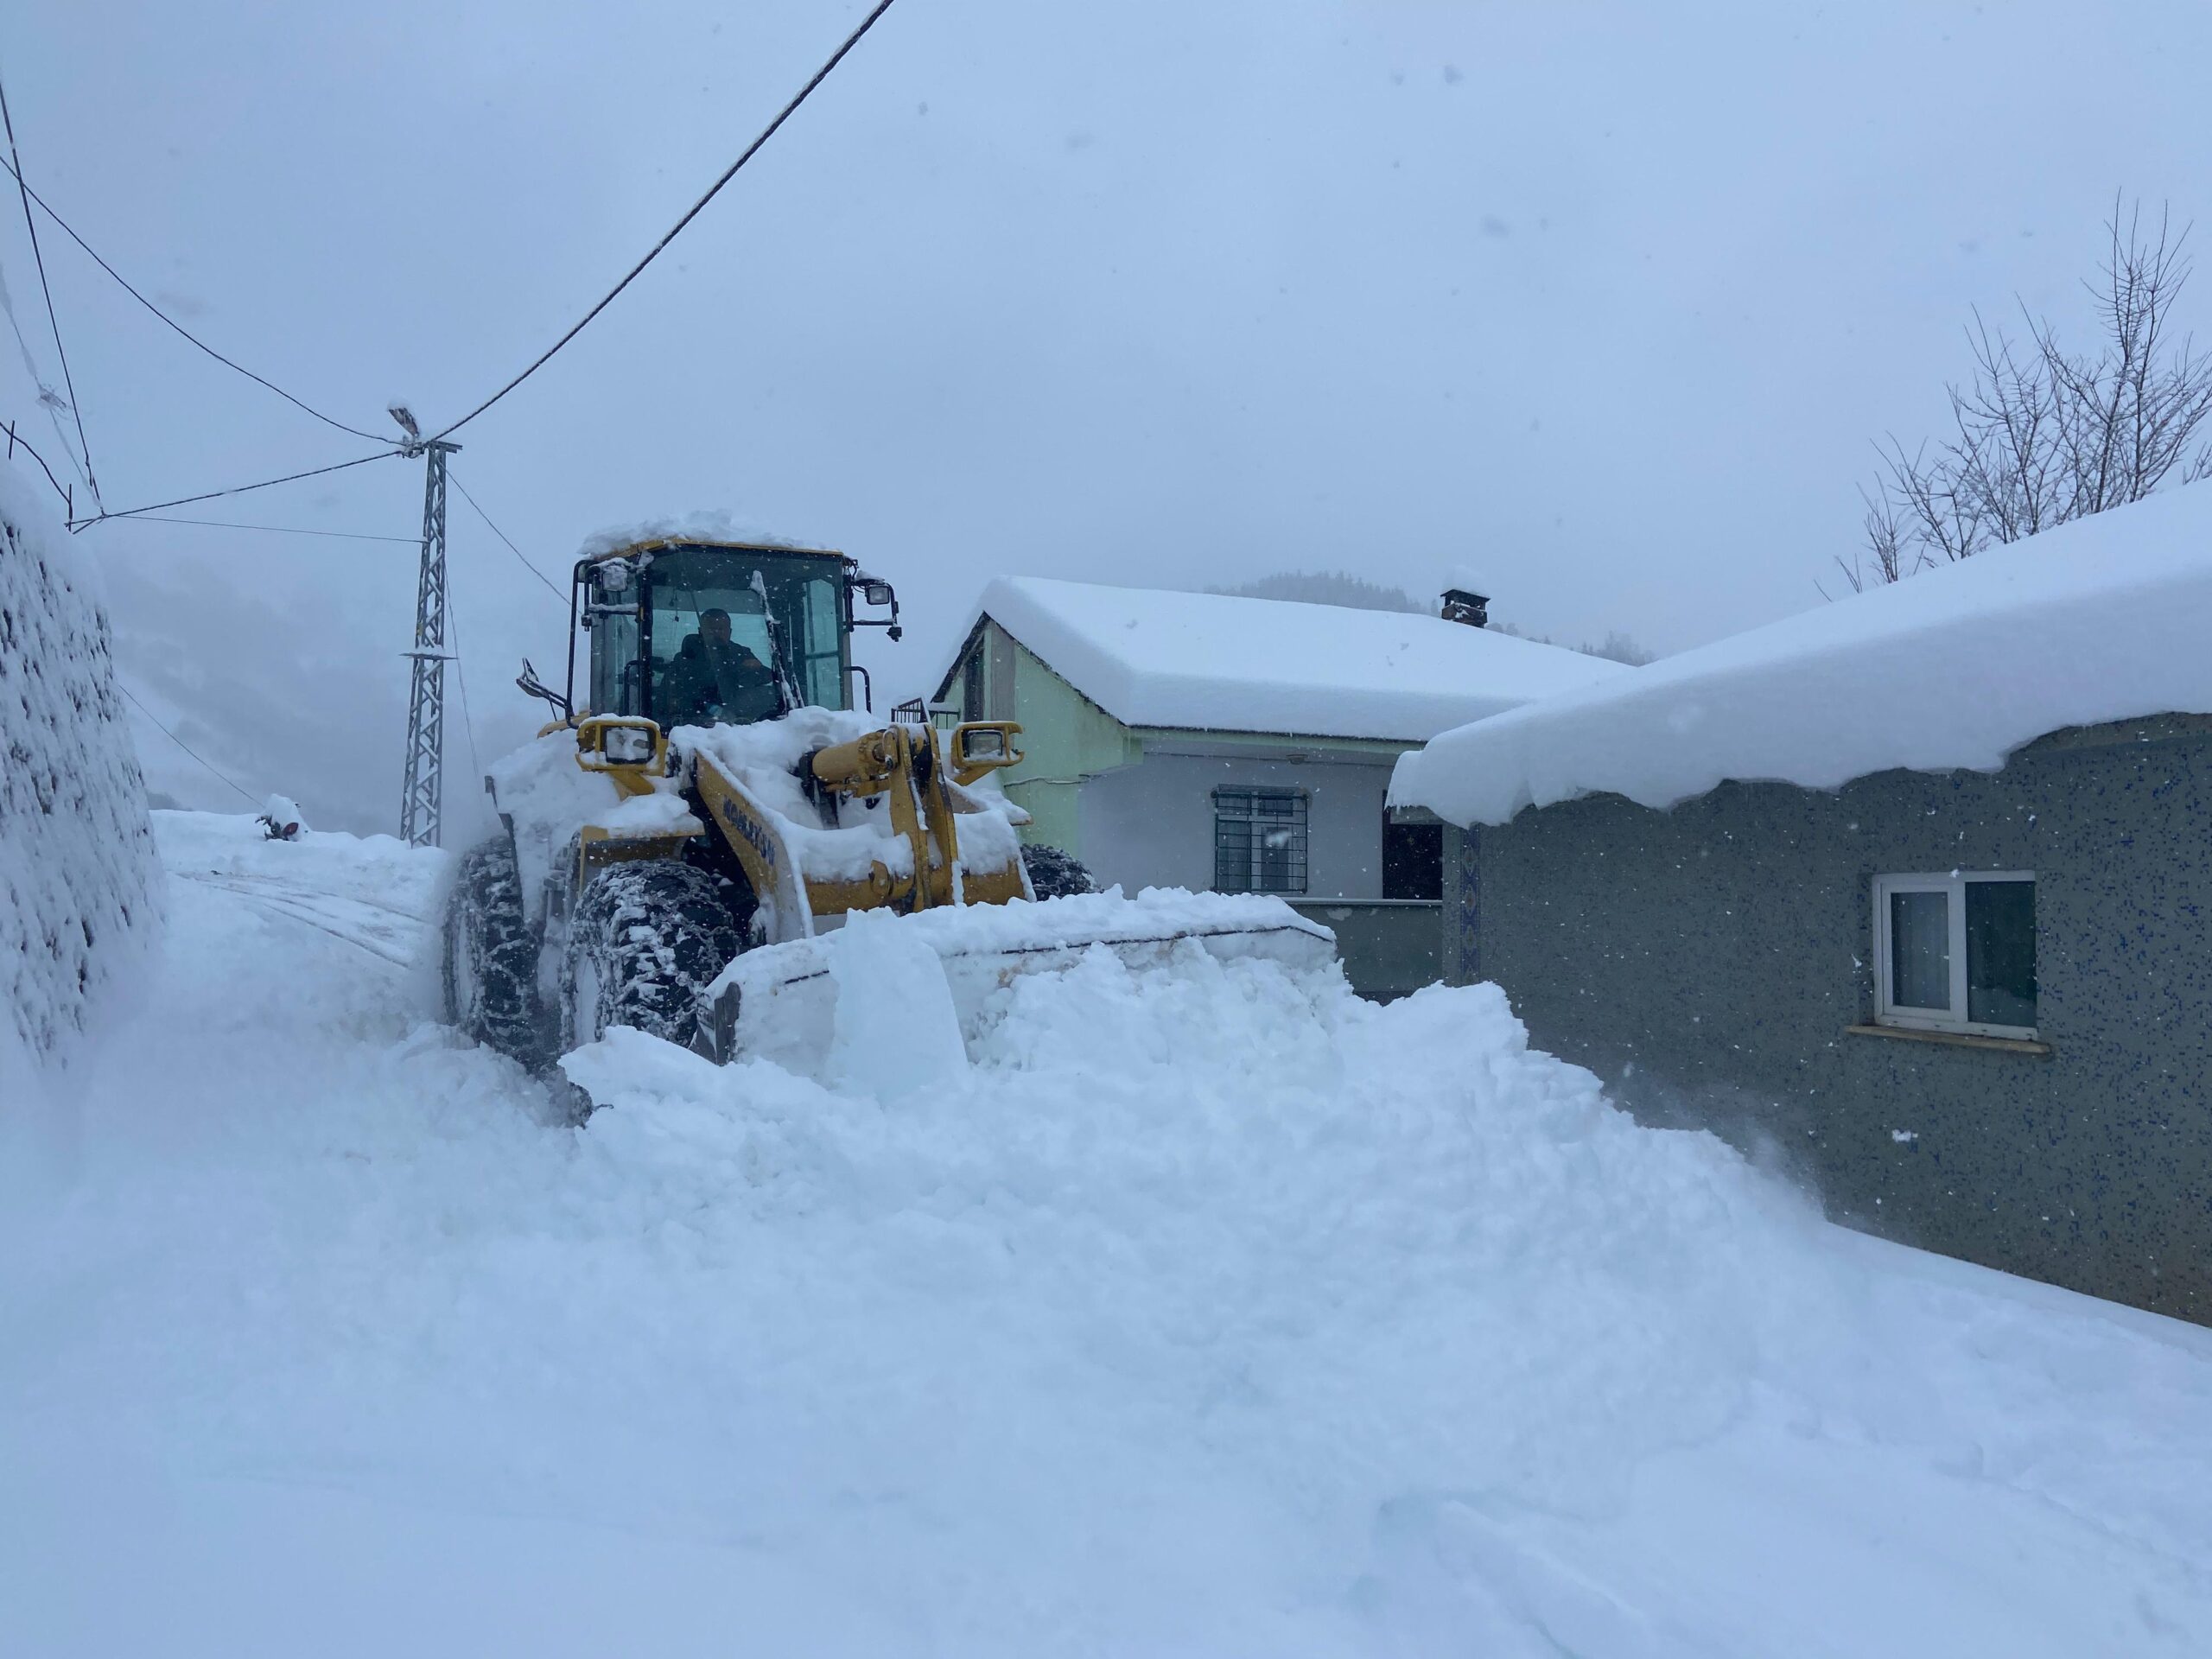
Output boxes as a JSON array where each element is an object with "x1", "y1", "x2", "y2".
[{"x1": 4, "y1": 815, "x2": 2209, "y2": 1656}]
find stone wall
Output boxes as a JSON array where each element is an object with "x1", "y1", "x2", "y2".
[{"x1": 1, "y1": 463, "x2": 162, "y2": 1077}]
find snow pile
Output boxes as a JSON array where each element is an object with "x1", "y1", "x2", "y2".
[
  {"x1": 700, "y1": 886, "x2": 1335, "y2": 1074},
  {"x1": 823, "y1": 907, "x2": 969, "y2": 1098},
  {"x1": 1393, "y1": 483, "x2": 2212, "y2": 826},
  {"x1": 0, "y1": 461, "x2": 161, "y2": 1081},
  {"x1": 959, "y1": 576, "x2": 1631, "y2": 741},
  {"x1": 6, "y1": 815, "x2": 2212, "y2": 1654}
]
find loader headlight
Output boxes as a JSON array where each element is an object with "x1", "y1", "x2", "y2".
[
  {"x1": 601, "y1": 724, "x2": 656, "y2": 765},
  {"x1": 949, "y1": 723, "x2": 1020, "y2": 772}
]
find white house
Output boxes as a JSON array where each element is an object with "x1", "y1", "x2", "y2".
[{"x1": 932, "y1": 577, "x2": 1630, "y2": 995}]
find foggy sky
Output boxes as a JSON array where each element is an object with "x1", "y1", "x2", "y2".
[{"x1": 6, "y1": 0, "x2": 2209, "y2": 837}]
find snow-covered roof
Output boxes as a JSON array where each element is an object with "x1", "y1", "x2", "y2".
[
  {"x1": 944, "y1": 577, "x2": 1631, "y2": 743},
  {"x1": 1392, "y1": 484, "x2": 2212, "y2": 828}
]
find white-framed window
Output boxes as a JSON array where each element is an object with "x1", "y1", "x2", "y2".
[
  {"x1": 1213, "y1": 787, "x2": 1308, "y2": 894},
  {"x1": 1872, "y1": 872, "x2": 2037, "y2": 1039}
]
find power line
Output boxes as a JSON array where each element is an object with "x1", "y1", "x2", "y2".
[
  {"x1": 1, "y1": 261, "x2": 87, "y2": 486},
  {"x1": 428, "y1": 0, "x2": 899, "y2": 443},
  {"x1": 16, "y1": 195, "x2": 385, "y2": 436},
  {"x1": 446, "y1": 594, "x2": 486, "y2": 789},
  {"x1": 0, "y1": 66, "x2": 99, "y2": 508},
  {"x1": 449, "y1": 470, "x2": 565, "y2": 602},
  {"x1": 70, "y1": 448, "x2": 400, "y2": 530},
  {"x1": 104, "y1": 512, "x2": 420, "y2": 543},
  {"x1": 0, "y1": 150, "x2": 388, "y2": 444},
  {"x1": 118, "y1": 682, "x2": 257, "y2": 805},
  {"x1": 4, "y1": 416, "x2": 75, "y2": 508}
]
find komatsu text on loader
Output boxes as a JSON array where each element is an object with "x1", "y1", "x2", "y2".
[{"x1": 441, "y1": 535, "x2": 1333, "y2": 1082}]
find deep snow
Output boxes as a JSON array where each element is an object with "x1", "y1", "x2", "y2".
[
  {"x1": 1392, "y1": 482, "x2": 2212, "y2": 828},
  {"x1": 3, "y1": 811, "x2": 2210, "y2": 1656}
]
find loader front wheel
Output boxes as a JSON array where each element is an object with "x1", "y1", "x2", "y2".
[
  {"x1": 560, "y1": 859, "x2": 745, "y2": 1053},
  {"x1": 443, "y1": 834, "x2": 543, "y2": 1065}
]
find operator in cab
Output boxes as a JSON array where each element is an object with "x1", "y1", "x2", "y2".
[{"x1": 659, "y1": 607, "x2": 783, "y2": 726}]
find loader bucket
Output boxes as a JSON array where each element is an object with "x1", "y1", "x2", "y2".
[{"x1": 702, "y1": 889, "x2": 1336, "y2": 1072}]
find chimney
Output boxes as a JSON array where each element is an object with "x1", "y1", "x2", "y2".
[{"x1": 1440, "y1": 588, "x2": 1489, "y2": 628}]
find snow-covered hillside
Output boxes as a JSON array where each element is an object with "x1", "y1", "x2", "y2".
[
  {"x1": 4, "y1": 812, "x2": 2209, "y2": 1656},
  {"x1": 0, "y1": 461, "x2": 161, "y2": 1087}
]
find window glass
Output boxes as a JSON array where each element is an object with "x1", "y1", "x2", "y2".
[
  {"x1": 1214, "y1": 788, "x2": 1308, "y2": 894},
  {"x1": 801, "y1": 575, "x2": 845, "y2": 710},
  {"x1": 1382, "y1": 817, "x2": 1442, "y2": 900},
  {"x1": 962, "y1": 651, "x2": 984, "y2": 721},
  {"x1": 590, "y1": 609, "x2": 640, "y2": 716},
  {"x1": 1966, "y1": 880, "x2": 2037, "y2": 1027},
  {"x1": 1889, "y1": 888, "x2": 1950, "y2": 1010},
  {"x1": 642, "y1": 547, "x2": 848, "y2": 725}
]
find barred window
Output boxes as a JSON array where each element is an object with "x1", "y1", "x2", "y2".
[{"x1": 1213, "y1": 787, "x2": 1308, "y2": 894}]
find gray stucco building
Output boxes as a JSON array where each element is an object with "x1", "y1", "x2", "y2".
[{"x1": 1394, "y1": 491, "x2": 2212, "y2": 1321}]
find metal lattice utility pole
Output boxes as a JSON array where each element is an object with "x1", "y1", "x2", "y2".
[{"x1": 398, "y1": 437, "x2": 460, "y2": 847}]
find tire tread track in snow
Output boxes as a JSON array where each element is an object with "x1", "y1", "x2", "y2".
[{"x1": 175, "y1": 869, "x2": 423, "y2": 968}]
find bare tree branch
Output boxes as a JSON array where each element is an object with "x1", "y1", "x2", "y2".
[{"x1": 1852, "y1": 194, "x2": 2212, "y2": 586}]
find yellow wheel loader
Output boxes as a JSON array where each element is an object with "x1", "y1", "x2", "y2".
[{"x1": 441, "y1": 534, "x2": 1335, "y2": 1085}]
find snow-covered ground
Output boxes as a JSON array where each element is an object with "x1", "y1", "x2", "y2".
[{"x1": 5, "y1": 811, "x2": 2210, "y2": 1656}]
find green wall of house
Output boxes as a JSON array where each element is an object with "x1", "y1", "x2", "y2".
[
  {"x1": 938, "y1": 617, "x2": 1446, "y2": 1003},
  {"x1": 941, "y1": 621, "x2": 1142, "y2": 857}
]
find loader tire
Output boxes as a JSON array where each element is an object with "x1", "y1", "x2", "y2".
[
  {"x1": 443, "y1": 834, "x2": 543, "y2": 1064},
  {"x1": 560, "y1": 859, "x2": 745, "y2": 1053}
]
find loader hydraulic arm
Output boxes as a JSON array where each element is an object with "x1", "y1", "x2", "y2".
[{"x1": 799, "y1": 721, "x2": 1022, "y2": 910}]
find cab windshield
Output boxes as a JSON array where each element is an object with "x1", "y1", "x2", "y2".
[{"x1": 641, "y1": 547, "x2": 846, "y2": 726}]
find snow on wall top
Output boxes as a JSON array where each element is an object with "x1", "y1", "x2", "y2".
[
  {"x1": 950, "y1": 577, "x2": 1631, "y2": 743},
  {"x1": 1392, "y1": 483, "x2": 2212, "y2": 828},
  {"x1": 0, "y1": 461, "x2": 162, "y2": 1077}
]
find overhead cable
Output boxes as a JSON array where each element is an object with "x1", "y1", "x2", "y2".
[
  {"x1": 0, "y1": 152, "x2": 387, "y2": 444},
  {"x1": 2, "y1": 271, "x2": 86, "y2": 481},
  {"x1": 446, "y1": 597, "x2": 486, "y2": 786},
  {"x1": 106, "y1": 513, "x2": 420, "y2": 543},
  {"x1": 70, "y1": 448, "x2": 401, "y2": 530},
  {"x1": 3, "y1": 416, "x2": 75, "y2": 506},
  {"x1": 0, "y1": 67, "x2": 99, "y2": 507},
  {"x1": 119, "y1": 683, "x2": 257, "y2": 804},
  {"x1": 428, "y1": 0, "x2": 899, "y2": 442},
  {"x1": 449, "y1": 470, "x2": 566, "y2": 602}
]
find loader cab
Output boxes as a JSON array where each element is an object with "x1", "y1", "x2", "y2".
[{"x1": 569, "y1": 539, "x2": 900, "y2": 728}]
